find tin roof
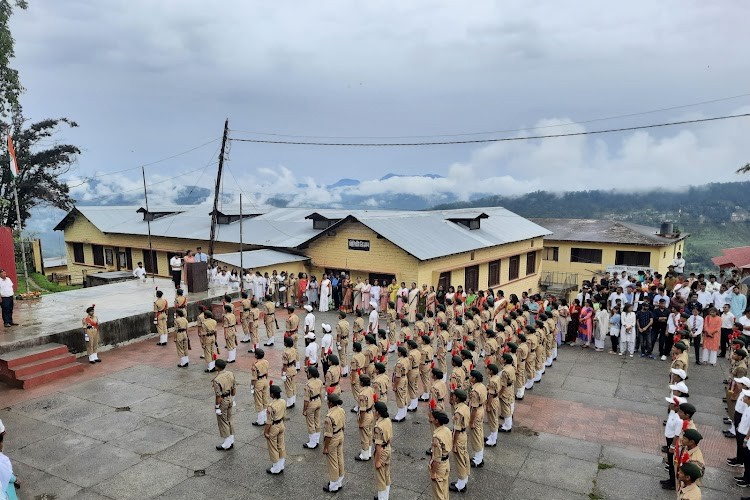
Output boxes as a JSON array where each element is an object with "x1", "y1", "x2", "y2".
[
  {"x1": 212, "y1": 249, "x2": 309, "y2": 269},
  {"x1": 530, "y1": 218, "x2": 689, "y2": 247}
]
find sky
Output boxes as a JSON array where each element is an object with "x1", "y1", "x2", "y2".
[{"x1": 10, "y1": 0, "x2": 750, "y2": 224}]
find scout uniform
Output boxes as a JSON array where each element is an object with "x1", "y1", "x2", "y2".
[
  {"x1": 285, "y1": 311, "x2": 300, "y2": 345},
  {"x1": 350, "y1": 348, "x2": 366, "y2": 411},
  {"x1": 202, "y1": 314, "x2": 218, "y2": 372},
  {"x1": 325, "y1": 360, "x2": 342, "y2": 397},
  {"x1": 266, "y1": 387, "x2": 287, "y2": 474},
  {"x1": 336, "y1": 317, "x2": 350, "y2": 375},
  {"x1": 437, "y1": 309, "x2": 447, "y2": 329},
  {"x1": 356, "y1": 382, "x2": 376, "y2": 460},
  {"x1": 515, "y1": 338, "x2": 529, "y2": 398},
  {"x1": 393, "y1": 349, "x2": 410, "y2": 421},
  {"x1": 525, "y1": 330, "x2": 538, "y2": 390},
  {"x1": 353, "y1": 315, "x2": 366, "y2": 343},
  {"x1": 449, "y1": 360, "x2": 467, "y2": 399},
  {"x1": 485, "y1": 368, "x2": 501, "y2": 446},
  {"x1": 484, "y1": 333, "x2": 498, "y2": 367},
  {"x1": 400, "y1": 323, "x2": 412, "y2": 344},
  {"x1": 461, "y1": 357, "x2": 473, "y2": 391},
  {"x1": 262, "y1": 298, "x2": 276, "y2": 345},
  {"x1": 154, "y1": 295, "x2": 169, "y2": 345},
  {"x1": 252, "y1": 355, "x2": 270, "y2": 425},
  {"x1": 451, "y1": 393, "x2": 471, "y2": 492},
  {"x1": 429, "y1": 374, "x2": 448, "y2": 414},
  {"x1": 445, "y1": 302, "x2": 455, "y2": 329},
  {"x1": 534, "y1": 323, "x2": 546, "y2": 381},
  {"x1": 419, "y1": 340, "x2": 435, "y2": 400},
  {"x1": 223, "y1": 309, "x2": 238, "y2": 363},
  {"x1": 436, "y1": 326, "x2": 450, "y2": 379},
  {"x1": 469, "y1": 376, "x2": 487, "y2": 466},
  {"x1": 415, "y1": 317, "x2": 427, "y2": 338},
  {"x1": 500, "y1": 356, "x2": 516, "y2": 431},
  {"x1": 249, "y1": 304, "x2": 261, "y2": 350},
  {"x1": 377, "y1": 333, "x2": 389, "y2": 363},
  {"x1": 373, "y1": 405, "x2": 393, "y2": 500},
  {"x1": 303, "y1": 369, "x2": 324, "y2": 449},
  {"x1": 373, "y1": 367, "x2": 390, "y2": 403},
  {"x1": 426, "y1": 314, "x2": 437, "y2": 337},
  {"x1": 82, "y1": 309, "x2": 101, "y2": 363},
  {"x1": 407, "y1": 344, "x2": 422, "y2": 411},
  {"x1": 386, "y1": 306, "x2": 398, "y2": 349},
  {"x1": 174, "y1": 314, "x2": 189, "y2": 367},
  {"x1": 282, "y1": 342, "x2": 299, "y2": 407},
  {"x1": 323, "y1": 396, "x2": 346, "y2": 492},
  {"x1": 430, "y1": 414, "x2": 452, "y2": 500},
  {"x1": 366, "y1": 340, "x2": 379, "y2": 378},
  {"x1": 240, "y1": 297, "x2": 252, "y2": 342},
  {"x1": 212, "y1": 361, "x2": 236, "y2": 450},
  {"x1": 174, "y1": 293, "x2": 187, "y2": 318}
]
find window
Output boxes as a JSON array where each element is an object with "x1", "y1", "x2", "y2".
[
  {"x1": 508, "y1": 255, "x2": 520, "y2": 280},
  {"x1": 615, "y1": 250, "x2": 651, "y2": 267},
  {"x1": 465, "y1": 265, "x2": 479, "y2": 292},
  {"x1": 542, "y1": 246, "x2": 559, "y2": 261},
  {"x1": 117, "y1": 249, "x2": 128, "y2": 269},
  {"x1": 313, "y1": 219, "x2": 335, "y2": 230},
  {"x1": 143, "y1": 250, "x2": 158, "y2": 274},
  {"x1": 438, "y1": 272, "x2": 451, "y2": 292},
  {"x1": 570, "y1": 248, "x2": 602, "y2": 264},
  {"x1": 72, "y1": 243, "x2": 85, "y2": 263},
  {"x1": 526, "y1": 251, "x2": 536, "y2": 275},
  {"x1": 104, "y1": 248, "x2": 114, "y2": 266},
  {"x1": 92, "y1": 244, "x2": 105, "y2": 266},
  {"x1": 488, "y1": 260, "x2": 500, "y2": 286}
]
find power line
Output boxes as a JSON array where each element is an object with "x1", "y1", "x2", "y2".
[
  {"x1": 229, "y1": 92, "x2": 750, "y2": 140},
  {"x1": 229, "y1": 112, "x2": 750, "y2": 147}
]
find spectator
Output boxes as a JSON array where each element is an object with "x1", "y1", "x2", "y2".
[
  {"x1": 671, "y1": 252, "x2": 686, "y2": 274},
  {"x1": 0, "y1": 270, "x2": 16, "y2": 328}
]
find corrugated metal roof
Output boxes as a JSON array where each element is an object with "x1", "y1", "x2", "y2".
[
  {"x1": 213, "y1": 249, "x2": 309, "y2": 269},
  {"x1": 531, "y1": 218, "x2": 689, "y2": 247},
  {"x1": 43, "y1": 256, "x2": 67, "y2": 268}
]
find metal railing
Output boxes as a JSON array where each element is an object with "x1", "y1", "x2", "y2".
[{"x1": 539, "y1": 271, "x2": 579, "y2": 292}]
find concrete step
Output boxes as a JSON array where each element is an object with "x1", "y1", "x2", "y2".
[
  {"x1": 0, "y1": 343, "x2": 70, "y2": 369},
  {"x1": 16, "y1": 362, "x2": 84, "y2": 389},
  {"x1": 11, "y1": 353, "x2": 79, "y2": 378}
]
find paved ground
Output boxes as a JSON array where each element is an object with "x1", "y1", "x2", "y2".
[{"x1": 0, "y1": 309, "x2": 744, "y2": 499}]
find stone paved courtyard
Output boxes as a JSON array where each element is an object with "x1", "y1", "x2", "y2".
[{"x1": 0, "y1": 309, "x2": 744, "y2": 499}]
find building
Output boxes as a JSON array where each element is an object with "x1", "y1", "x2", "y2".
[
  {"x1": 712, "y1": 246, "x2": 750, "y2": 277},
  {"x1": 530, "y1": 218, "x2": 688, "y2": 297},
  {"x1": 54, "y1": 205, "x2": 551, "y2": 296}
]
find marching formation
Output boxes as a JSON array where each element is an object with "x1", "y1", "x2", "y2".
[{"x1": 131, "y1": 286, "x2": 565, "y2": 499}]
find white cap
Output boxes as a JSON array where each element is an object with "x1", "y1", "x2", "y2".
[
  {"x1": 370, "y1": 300, "x2": 378, "y2": 307},
  {"x1": 670, "y1": 368, "x2": 687, "y2": 379},
  {"x1": 742, "y1": 389, "x2": 750, "y2": 399},
  {"x1": 734, "y1": 377, "x2": 750, "y2": 387},
  {"x1": 304, "y1": 305, "x2": 313, "y2": 312},
  {"x1": 669, "y1": 382, "x2": 689, "y2": 394},
  {"x1": 665, "y1": 396, "x2": 687, "y2": 405},
  {"x1": 0, "y1": 418, "x2": 4, "y2": 433},
  {"x1": 321, "y1": 323, "x2": 332, "y2": 333},
  {"x1": 305, "y1": 332, "x2": 316, "y2": 340}
]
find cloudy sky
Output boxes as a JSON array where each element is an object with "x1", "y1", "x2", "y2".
[{"x1": 11, "y1": 0, "x2": 750, "y2": 214}]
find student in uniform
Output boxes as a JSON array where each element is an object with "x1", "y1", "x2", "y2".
[
  {"x1": 174, "y1": 308, "x2": 189, "y2": 367},
  {"x1": 202, "y1": 310, "x2": 218, "y2": 372},
  {"x1": 450, "y1": 388, "x2": 471, "y2": 493},
  {"x1": 468, "y1": 370, "x2": 487, "y2": 468},
  {"x1": 373, "y1": 401, "x2": 393, "y2": 500},
  {"x1": 392, "y1": 347, "x2": 410, "y2": 422},
  {"x1": 302, "y1": 366, "x2": 324, "y2": 449},
  {"x1": 323, "y1": 393, "x2": 346, "y2": 492},
  {"x1": 251, "y1": 349, "x2": 270, "y2": 426},
  {"x1": 281, "y1": 336, "x2": 299, "y2": 408},
  {"x1": 82, "y1": 305, "x2": 101, "y2": 364},
  {"x1": 355, "y1": 374, "x2": 376, "y2": 462},
  {"x1": 223, "y1": 304, "x2": 238, "y2": 363},
  {"x1": 212, "y1": 359, "x2": 236, "y2": 451},
  {"x1": 154, "y1": 290, "x2": 169, "y2": 346},
  {"x1": 265, "y1": 384, "x2": 287, "y2": 475},
  {"x1": 429, "y1": 411, "x2": 452, "y2": 500}
]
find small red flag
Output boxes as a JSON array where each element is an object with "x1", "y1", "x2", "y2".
[
  {"x1": 327, "y1": 386, "x2": 335, "y2": 394},
  {"x1": 429, "y1": 398, "x2": 437, "y2": 409},
  {"x1": 373, "y1": 393, "x2": 379, "y2": 402}
]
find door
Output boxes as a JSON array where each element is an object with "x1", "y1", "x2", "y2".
[
  {"x1": 438, "y1": 271, "x2": 451, "y2": 291},
  {"x1": 464, "y1": 265, "x2": 479, "y2": 292}
]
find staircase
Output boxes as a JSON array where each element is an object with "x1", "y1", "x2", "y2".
[{"x1": 0, "y1": 343, "x2": 84, "y2": 389}]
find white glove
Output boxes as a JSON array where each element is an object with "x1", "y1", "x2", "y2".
[
  {"x1": 84, "y1": 334, "x2": 90, "y2": 342},
  {"x1": 282, "y1": 374, "x2": 287, "y2": 382},
  {"x1": 337, "y1": 343, "x2": 341, "y2": 350},
  {"x1": 232, "y1": 400, "x2": 236, "y2": 407},
  {"x1": 215, "y1": 408, "x2": 222, "y2": 415},
  {"x1": 250, "y1": 387, "x2": 255, "y2": 395},
  {"x1": 153, "y1": 319, "x2": 158, "y2": 325}
]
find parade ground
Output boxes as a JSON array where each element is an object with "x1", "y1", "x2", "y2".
[{"x1": 0, "y1": 309, "x2": 742, "y2": 499}]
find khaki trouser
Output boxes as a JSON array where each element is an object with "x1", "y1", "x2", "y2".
[
  {"x1": 267, "y1": 422, "x2": 286, "y2": 462},
  {"x1": 375, "y1": 447, "x2": 391, "y2": 491},
  {"x1": 251, "y1": 322, "x2": 259, "y2": 346},
  {"x1": 338, "y1": 338, "x2": 349, "y2": 368},
  {"x1": 501, "y1": 396, "x2": 513, "y2": 419},
  {"x1": 388, "y1": 322, "x2": 397, "y2": 344},
  {"x1": 217, "y1": 396, "x2": 233, "y2": 438},
  {"x1": 202, "y1": 335, "x2": 217, "y2": 364},
  {"x1": 241, "y1": 312, "x2": 250, "y2": 337},
  {"x1": 407, "y1": 369, "x2": 419, "y2": 400},
  {"x1": 305, "y1": 400, "x2": 321, "y2": 433},
  {"x1": 225, "y1": 326, "x2": 237, "y2": 350},
  {"x1": 351, "y1": 376, "x2": 362, "y2": 406},
  {"x1": 469, "y1": 408, "x2": 485, "y2": 454},
  {"x1": 284, "y1": 371, "x2": 296, "y2": 398},
  {"x1": 175, "y1": 331, "x2": 188, "y2": 357},
  {"x1": 327, "y1": 434, "x2": 345, "y2": 481},
  {"x1": 254, "y1": 379, "x2": 269, "y2": 412},
  {"x1": 438, "y1": 356, "x2": 447, "y2": 378},
  {"x1": 396, "y1": 381, "x2": 408, "y2": 408},
  {"x1": 157, "y1": 312, "x2": 167, "y2": 334},
  {"x1": 431, "y1": 460, "x2": 450, "y2": 500},
  {"x1": 265, "y1": 315, "x2": 275, "y2": 341},
  {"x1": 487, "y1": 397, "x2": 500, "y2": 431},
  {"x1": 454, "y1": 432, "x2": 469, "y2": 478},
  {"x1": 515, "y1": 364, "x2": 527, "y2": 391},
  {"x1": 85, "y1": 329, "x2": 99, "y2": 356},
  {"x1": 359, "y1": 411, "x2": 373, "y2": 451},
  {"x1": 420, "y1": 366, "x2": 431, "y2": 394}
]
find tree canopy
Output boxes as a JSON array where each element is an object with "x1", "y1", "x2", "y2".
[{"x1": 0, "y1": 0, "x2": 27, "y2": 118}]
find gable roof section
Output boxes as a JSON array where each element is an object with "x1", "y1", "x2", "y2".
[
  {"x1": 712, "y1": 246, "x2": 750, "y2": 267},
  {"x1": 212, "y1": 249, "x2": 309, "y2": 269},
  {"x1": 531, "y1": 218, "x2": 688, "y2": 247}
]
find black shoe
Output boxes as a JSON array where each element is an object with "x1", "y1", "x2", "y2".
[
  {"x1": 407, "y1": 408, "x2": 418, "y2": 413},
  {"x1": 725, "y1": 417, "x2": 733, "y2": 424},
  {"x1": 695, "y1": 361, "x2": 701, "y2": 365},
  {"x1": 205, "y1": 368, "x2": 216, "y2": 373},
  {"x1": 266, "y1": 468, "x2": 283, "y2": 475},
  {"x1": 303, "y1": 443, "x2": 318, "y2": 449},
  {"x1": 723, "y1": 398, "x2": 728, "y2": 402},
  {"x1": 351, "y1": 408, "x2": 358, "y2": 413},
  {"x1": 354, "y1": 455, "x2": 370, "y2": 461},
  {"x1": 659, "y1": 479, "x2": 671, "y2": 485},
  {"x1": 661, "y1": 445, "x2": 669, "y2": 453},
  {"x1": 216, "y1": 443, "x2": 234, "y2": 451},
  {"x1": 425, "y1": 449, "x2": 433, "y2": 456},
  {"x1": 3, "y1": 324, "x2": 10, "y2": 327},
  {"x1": 418, "y1": 397, "x2": 429, "y2": 402},
  {"x1": 728, "y1": 458, "x2": 741, "y2": 466},
  {"x1": 393, "y1": 417, "x2": 405, "y2": 423},
  {"x1": 9, "y1": 322, "x2": 18, "y2": 326},
  {"x1": 515, "y1": 396, "x2": 524, "y2": 400},
  {"x1": 240, "y1": 339, "x2": 250, "y2": 343},
  {"x1": 89, "y1": 360, "x2": 96, "y2": 364},
  {"x1": 178, "y1": 363, "x2": 189, "y2": 368},
  {"x1": 323, "y1": 485, "x2": 341, "y2": 493},
  {"x1": 449, "y1": 482, "x2": 467, "y2": 493},
  {"x1": 94, "y1": 358, "x2": 102, "y2": 362},
  {"x1": 227, "y1": 360, "x2": 235, "y2": 363},
  {"x1": 662, "y1": 420, "x2": 667, "y2": 426},
  {"x1": 737, "y1": 480, "x2": 750, "y2": 488},
  {"x1": 735, "y1": 475, "x2": 746, "y2": 480},
  {"x1": 725, "y1": 431, "x2": 737, "y2": 439},
  {"x1": 288, "y1": 403, "x2": 295, "y2": 409},
  {"x1": 499, "y1": 428, "x2": 512, "y2": 433},
  {"x1": 486, "y1": 441, "x2": 497, "y2": 447},
  {"x1": 247, "y1": 349, "x2": 255, "y2": 353},
  {"x1": 471, "y1": 460, "x2": 483, "y2": 468},
  {"x1": 200, "y1": 355, "x2": 205, "y2": 359},
  {"x1": 251, "y1": 421, "x2": 264, "y2": 427},
  {"x1": 660, "y1": 483, "x2": 675, "y2": 490}
]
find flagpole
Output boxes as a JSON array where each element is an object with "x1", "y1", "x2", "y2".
[{"x1": 12, "y1": 183, "x2": 30, "y2": 294}]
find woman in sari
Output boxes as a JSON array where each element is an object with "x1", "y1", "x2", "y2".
[
  {"x1": 593, "y1": 301, "x2": 609, "y2": 352},
  {"x1": 306, "y1": 275, "x2": 319, "y2": 308},
  {"x1": 361, "y1": 279, "x2": 372, "y2": 313},
  {"x1": 407, "y1": 282, "x2": 419, "y2": 323},
  {"x1": 567, "y1": 299, "x2": 581, "y2": 345},
  {"x1": 319, "y1": 274, "x2": 332, "y2": 312},
  {"x1": 436, "y1": 285, "x2": 446, "y2": 306},
  {"x1": 417, "y1": 284, "x2": 428, "y2": 315},
  {"x1": 387, "y1": 279, "x2": 399, "y2": 312},
  {"x1": 701, "y1": 307, "x2": 721, "y2": 366},
  {"x1": 342, "y1": 276, "x2": 353, "y2": 312},
  {"x1": 353, "y1": 277, "x2": 364, "y2": 312},
  {"x1": 298, "y1": 273, "x2": 308, "y2": 305},
  {"x1": 426, "y1": 286, "x2": 437, "y2": 315},
  {"x1": 578, "y1": 299, "x2": 594, "y2": 347},
  {"x1": 397, "y1": 282, "x2": 408, "y2": 315}
]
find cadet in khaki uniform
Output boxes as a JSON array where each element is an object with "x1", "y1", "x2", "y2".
[
  {"x1": 325, "y1": 354, "x2": 342, "y2": 397},
  {"x1": 365, "y1": 335, "x2": 379, "y2": 378},
  {"x1": 174, "y1": 288, "x2": 188, "y2": 319},
  {"x1": 175, "y1": 309, "x2": 189, "y2": 367},
  {"x1": 415, "y1": 313, "x2": 427, "y2": 338},
  {"x1": 251, "y1": 349, "x2": 270, "y2": 426},
  {"x1": 154, "y1": 290, "x2": 169, "y2": 345},
  {"x1": 82, "y1": 305, "x2": 101, "y2": 364},
  {"x1": 373, "y1": 401, "x2": 393, "y2": 500},
  {"x1": 429, "y1": 411, "x2": 452, "y2": 500},
  {"x1": 460, "y1": 350, "x2": 474, "y2": 391},
  {"x1": 407, "y1": 339, "x2": 422, "y2": 411},
  {"x1": 468, "y1": 370, "x2": 487, "y2": 467},
  {"x1": 212, "y1": 358, "x2": 236, "y2": 450},
  {"x1": 676, "y1": 461, "x2": 703, "y2": 500},
  {"x1": 515, "y1": 333, "x2": 529, "y2": 399},
  {"x1": 323, "y1": 393, "x2": 346, "y2": 493},
  {"x1": 303, "y1": 366, "x2": 324, "y2": 449},
  {"x1": 400, "y1": 318, "x2": 411, "y2": 344},
  {"x1": 265, "y1": 384, "x2": 287, "y2": 474},
  {"x1": 248, "y1": 300, "x2": 261, "y2": 352},
  {"x1": 355, "y1": 374, "x2": 376, "y2": 461},
  {"x1": 484, "y1": 364, "x2": 501, "y2": 447},
  {"x1": 240, "y1": 292, "x2": 252, "y2": 343},
  {"x1": 429, "y1": 368, "x2": 448, "y2": 414},
  {"x1": 353, "y1": 309, "x2": 366, "y2": 344},
  {"x1": 377, "y1": 329, "x2": 389, "y2": 363},
  {"x1": 392, "y1": 347, "x2": 410, "y2": 422},
  {"x1": 419, "y1": 335, "x2": 435, "y2": 401},
  {"x1": 484, "y1": 330, "x2": 498, "y2": 367},
  {"x1": 499, "y1": 353, "x2": 516, "y2": 432},
  {"x1": 436, "y1": 323, "x2": 450, "y2": 381},
  {"x1": 372, "y1": 362, "x2": 389, "y2": 403},
  {"x1": 524, "y1": 326, "x2": 538, "y2": 390},
  {"x1": 223, "y1": 304, "x2": 238, "y2": 363},
  {"x1": 350, "y1": 342, "x2": 366, "y2": 413},
  {"x1": 282, "y1": 336, "x2": 299, "y2": 407},
  {"x1": 202, "y1": 310, "x2": 218, "y2": 372},
  {"x1": 285, "y1": 305, "x2": 300, "y2": 346},
  {"x1": 450, "y1": 389, "x2": 470, "y2": 493},
  {"x1": 449, "y1": 356, "x2": 466, "y2": 405},
  {"x1": 336, "y1": 312, "x2": 351, "y2": 376},
  {"x1": 386, "y1": 302, "x2": 398, "y2": 351},
  {"x1": 262, "y1": 295, "x2": 276, "y2": 346}
]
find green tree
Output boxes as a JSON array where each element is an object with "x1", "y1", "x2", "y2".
[{"x1": 0, "y1": 0, "x2": 27, "y2": 117}]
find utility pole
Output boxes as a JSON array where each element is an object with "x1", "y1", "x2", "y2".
[
  {"x1": 141, "y1": 166, "x2": 156, "y2": 287},
  {"x1": 239, "y1": 193, "x2": 244, "y2": 281},
  {"x1": 208, "y1": 119, "x2": 229, "y2": 262}
]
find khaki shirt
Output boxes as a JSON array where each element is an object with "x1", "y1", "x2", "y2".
[
  {"x1": 286, "y1": 314, "x2": 299, "y2": 333},
  {"x1": 677, "y1": 482, "x2": 701, "y2": 500},
  {"x1": 241, "y1": 298, "x2": 252, "y2": 312},
  {"x1": 326, "y1": 365, "x2": 341, "y2": 390},
  {"x1": 408, "y1": 348, "x2": 422, "y2": 371},
  {"x1": 154, "y1": 298, "x2": 168, "y2": 315},
  {"x1": 432, "y1": 425, "x2": 452, "y2": 463},
  {"x1": 353, "y1": 317, "x2": 365, "y2": 334},
  {"x1": 401, "y1": 326, "x2": 412, "y2": 340},
  {"x1": 470, "y1": 382, "x2": 487, "y2": 409},
  {"x1": 488, "y1": 374, "x2": 501, "y2": 399},
  {"x1": 213, "y1": 370, "x2": 235, "y2": 397},
  {"x1": 324, "y1": 406, "x2": 346, "y2": 438},
  {"x1": 453, "y1": 402, "x2": 470, "y2": 432},
  {"x1": 394, "y1": 357, "x2": 409, "y2": 383},
  {"x1": 268, "y1": 398, "x2": 286, "y2": 425},
  {"x1": 430, "y1": 379, "x2": 448, "y2": 411},
  {"x1": 373, "y1": 373, "x2": 390, "y2": 401},
  {"x1": 419, "y1": 345, "x2": 434, "y2": 371},
  {"x1": 336, "y1": 319, "x2": 350, "y2": 341},
  {"x1": 304, "y1": 378, "x2": 323, "y2": 402},
  {"x1": 203, "y1": 318, "x2": 218, "y2": 334},
  {"x1": 351, "y1": 352, "x2": 366, "y2": 378},
  {"x1": 282, "y1": 347, "x2": 298, "y2": 376},
  {"x1": 501, "y1": 365, "x2": 516, "y2": 400},
  {"x1": 224, "y1": 312, "x2": 236, "y2": 328},
  {"x1": 252, "y1": 359, "x2": 269, "y2": 381},
  {"x1": 263, "y1": 300, "x2": 275, "y2": 317},
  {"x1": 374, "y1": 417, "x2": 393, "y2": 464},
  {"x1": 359, "y1": 386, "x2": 375, "y2": 412}
]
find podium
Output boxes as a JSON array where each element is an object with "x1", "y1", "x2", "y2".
[{"x1": 186, "y1": 261, "x2": 208, "y2": 293}]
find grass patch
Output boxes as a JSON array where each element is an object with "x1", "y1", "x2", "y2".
[
  {"x1": 30, "y1": 272, "x2": 81, "y2": 292},
  {"x1": 597, "y1": 462, "x2": 615, "y2": 470}
]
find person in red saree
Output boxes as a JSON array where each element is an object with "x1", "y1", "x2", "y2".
[
  {"x1": 298, "y1": 273, "x2": 308, "y2": 306},
  {"x1": 577, "y1": 300, "x2": 594, "y2": 348}
]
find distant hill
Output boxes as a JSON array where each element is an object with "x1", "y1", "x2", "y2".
[{"x1": 433, "y1": 180, "x2": 750, "y2": 272}]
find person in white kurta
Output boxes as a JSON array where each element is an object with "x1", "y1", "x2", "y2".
[
  {"x1": 254, "y1": 273, "x2": 265, "y2": 299},
  {"x1": 368, "y1": 304, "x2": 379, "y2": 334},
  {"x1": 620, "y1": 305, "x2": 637, "y2": 356},
  {"x1": 594, "y1": 306, "x2": 610, "y2": 351},
  {"x1": 319, "y1": 276, "x2": 332, "y2": 312},
  {"x1": 407, "y1": 284, "x2": 419, "y2": 323},
  {"x1": 370, "y1": 283, "x2": 381, "y2": 312}
]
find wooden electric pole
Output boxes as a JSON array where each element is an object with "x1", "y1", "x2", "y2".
[{"x1": 208, "y1": 119, "x2": 229, "y2": 261}]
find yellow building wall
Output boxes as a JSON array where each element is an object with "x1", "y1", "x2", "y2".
[
  {"x1": 213, "y1": 258, "x2": 308, "y2": 278},
  {"x1": 303, "y1": 221, "x2": 421, "y2": 284}
]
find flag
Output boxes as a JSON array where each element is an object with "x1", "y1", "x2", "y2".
[{"x1": 7, "y1": 133, "x2": 19, "y2": 179}]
